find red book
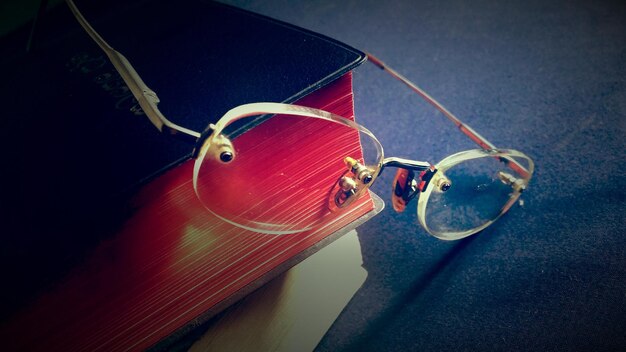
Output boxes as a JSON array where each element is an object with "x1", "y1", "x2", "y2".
[
  {"x1": 2, "y1": 72, "x2": 378, "y2": 351},
  {"x1": 1, "y1": 1, "x2": 380, "y2": 349}
]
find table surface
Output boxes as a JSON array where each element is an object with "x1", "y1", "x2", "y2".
[{"x1": 216, "y1": 1, "x2": 625, "y2": 351}]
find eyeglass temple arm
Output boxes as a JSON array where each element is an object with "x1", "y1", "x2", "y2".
[
  {"x1": 367, "y1": 53, "x2": 497, "y2": 151},
  {"x1": 367, "y1": 53, "x2": 530, "y2": 179},
  {"x1": 65, "y1": 0, "x2": 200, "y2": 143}
]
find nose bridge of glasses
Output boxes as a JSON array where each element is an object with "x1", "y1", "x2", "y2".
[
  {"x1": 384, "y1": 157, "x2": 453, "y2": 213},
  {"x1": 381, "y1": 157, "x2": 432, "y2": 174}
]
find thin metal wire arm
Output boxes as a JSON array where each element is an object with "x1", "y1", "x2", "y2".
[
  {"x1": 367, "y1": 53, "x2": 496, "y2": 151},
  {"x1": 65, "y1": 0, "x2": 200, "y2": 143},
  {"x1": 367, "y1": 53, "x2": 531, "y2": 178}
]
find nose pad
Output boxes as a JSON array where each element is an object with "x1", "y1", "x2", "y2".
[
  {"x1": 391, "y1": 166, "x2": 447, "y2": 212},
  {"x1": 207, "y1": 134, "x2": 235, "y2": 163},
  {"x1": 334, "y1": 174, "x2": 359, "y2": 208},
  {"x1": 329, "y1": 157, "x2": 375, "y2": 210},
  {"x1": 391, "y1": 169, "x2": 416, "y2": 212}
]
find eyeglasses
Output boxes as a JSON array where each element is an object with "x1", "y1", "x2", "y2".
[{"x1": 67, "y1": 0, "x2": 534, "y2": 240}]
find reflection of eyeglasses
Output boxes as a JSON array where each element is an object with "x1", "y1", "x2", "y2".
[{"x1": 67, "y1": 0, "x2": 534, "y2": 239}]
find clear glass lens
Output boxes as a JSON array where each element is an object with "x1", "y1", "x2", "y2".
[
  {"x1": 193, "y1": 105, "x2": 382, "y2": 234},
  {"x1": 418, "y1": 149, "x2": 533, "y2": 240}
]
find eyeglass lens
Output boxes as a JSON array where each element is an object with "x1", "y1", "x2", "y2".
[
  {"x1": 193, "y1": 112, "x2": 382, "y2": 234},
  {"x1": 419, "y1": 150, "x2": 532, "y2": 240}
]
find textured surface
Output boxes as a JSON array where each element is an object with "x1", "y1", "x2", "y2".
[{"x1": 217, "y1": 1, "x2": 626, "y2": 351}]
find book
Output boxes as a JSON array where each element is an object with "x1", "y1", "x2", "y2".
[{"x1": 0, "y1": 0, "x2": 379, "y2": 350}]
